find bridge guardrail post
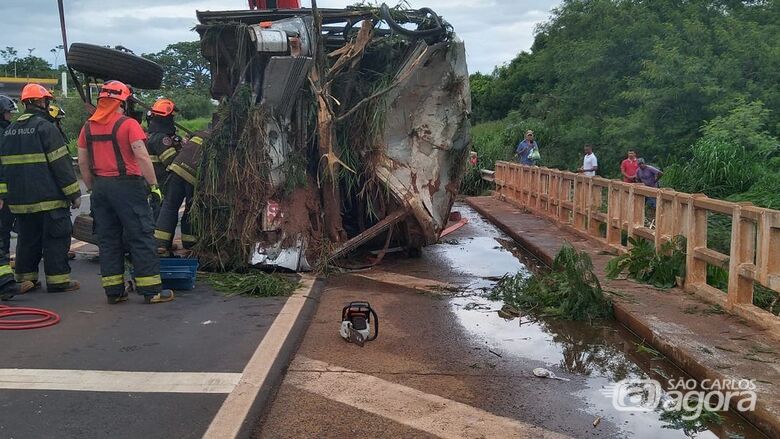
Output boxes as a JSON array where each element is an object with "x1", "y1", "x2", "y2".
[
  {"x1": 685, "y1": 194, "x2": 708, "y2": 291},
  {"x1": 727, "y1": 204, "x2": 756, "y2": 308}
]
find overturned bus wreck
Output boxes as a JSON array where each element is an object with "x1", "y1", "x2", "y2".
[{"x1": 193, "y1": 4, "x2": 470, "y2": 271}]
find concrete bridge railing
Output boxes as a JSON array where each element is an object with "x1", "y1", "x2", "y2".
[{"x1": 492, "y1": 161, "x2": 780, "y2": 333}]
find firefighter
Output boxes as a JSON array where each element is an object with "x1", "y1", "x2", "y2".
[
  {"x1": 154, "y1": 131, "x2": 206, "y2": 254},
  {"x1": 0, "y1": 95, "x2": 18, "y2": 260},
  {"x1": 0, "y1": 84, "x2": 81, "y2": 292},
  {"x1": 0, "y1": 94, "x2": 35, "y2": 300},
  {"x1": 76, "y1": 80, "x2": 173, "y2": 305},
  {"x1": 146, "y1": 98, "x2": 180, "y2": 198}
]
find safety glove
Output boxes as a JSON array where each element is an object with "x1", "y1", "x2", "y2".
[{"x1": 149, "y1": 184, "x2": 163, "y2": 204}]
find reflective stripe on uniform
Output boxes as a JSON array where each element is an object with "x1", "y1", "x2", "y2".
[
  {"x1": 189, "y1": 136, "x2": 203, "y2": 145},
  {"x1": 0, "y1": 264, "x2": 12, "y2": 277},
  {"x1": 1, "y1": 153, "x2": 47, "y2": 165},
  {"x1": 46, "y1": 273, "x2": 70, "y2": 285},
  {"x1": 46, "y1": 146, "x2": 70, "y2": 162},
  {"x1": 169, "y1": 163, "x2": 196, "y2": 186},
  {"x1": 0, "y1": 183, "x2": 7, "y2": 195},
  {"x1": 154, "y1": 229, "x2": 173, "y2": 241},
  {"x1": 136, "y1": 275, "x2": 161, "y2": 287},
  {"x1": 16, "y1": 114, "x2": 32, "y2": 121},
  {"x1": 101, "y1": 274, "x2": 124, "y2": 287},
  {"x1": 9, "y1": 199, "x2": 69, "y2": 214},
  {"x1": 62, "y1": 181, "x2": 80, "y2": 196},
  {"x1": 15, "y1": 271, "x2": 38, "y2": 282},
  {"x1": 181, "y1": 234, "x2": 197, "y2": 243},
  {"x1": 159, "y1": 148, "x2": 177, "y2": 162},
  {"x1": 149, "y1": 155, "x2": 161, "y2": 163}
]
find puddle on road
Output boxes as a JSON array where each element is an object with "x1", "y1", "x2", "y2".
[{"x1": 432, "y1": 204, "x2": 764, "y2": 439}]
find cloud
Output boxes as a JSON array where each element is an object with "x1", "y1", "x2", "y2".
[{"x1": 0, "y1": 0, "x2": 559, "y2": 73}]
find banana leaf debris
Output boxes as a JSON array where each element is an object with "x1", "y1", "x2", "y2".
[{"x1": 192, "y1": 4, "x2": 471, "y2": 271}]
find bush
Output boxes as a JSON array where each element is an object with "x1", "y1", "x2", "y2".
[
  {"x1": 606, "y1": 236, "x2": 686, "y2": 289},
  {"x1": 163, "y1": 91, "x2": 215, "y2": 120},
  {"x1": 59, "y1": 97, "x2": 91, "y2": 143}
]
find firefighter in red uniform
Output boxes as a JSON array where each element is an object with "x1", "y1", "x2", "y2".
[
  {"x1": 77, "y1": 80, "x2": 173, "y2": 304},
  {"x1": 0, "y1": 84, "x2": 81, "y2": 293},
  {"x1": 154, "y1": 131, "x2": 206, "y2": 254}
]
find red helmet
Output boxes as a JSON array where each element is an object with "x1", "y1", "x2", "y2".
[
  {"x1": 21, "y1": 83, "x2": 54, "y2": 101},
  {"x1": 151, "y1": 98, "x2": 176, "y2": 117},
  {"x1": 98, "y1": 80, "x2": 132, "y2": 102}
]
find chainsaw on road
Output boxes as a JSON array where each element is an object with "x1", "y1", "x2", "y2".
[{"x1": 340, "y1": 301, "x2": 378, "y2": 347}]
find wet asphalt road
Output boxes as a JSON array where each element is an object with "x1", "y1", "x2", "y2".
[
  {"x1": 256, "y1": 203, "x2": 763, "y2": 438},
  {"x1": 1, "y1": 228, "x2": 288, "y2": 439}
]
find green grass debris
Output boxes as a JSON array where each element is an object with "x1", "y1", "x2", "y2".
[
  {"x1": 199, "y1": 270, "x2": 300, "y2": 298},
  {"x1": 489, "y1": 242, "x2": 612, "y2": 321}
]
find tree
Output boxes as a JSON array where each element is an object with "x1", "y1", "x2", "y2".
[
  {"x1": 469, "y1": 0, "x2": 780, "y2": 175},
  {"x1": 13, "y1": 56, "x2": 54, "y2": 78},
  {"x1": 143, "y1": 41, "x2": 210, "y2": 91}
]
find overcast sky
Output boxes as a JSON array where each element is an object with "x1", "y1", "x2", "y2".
[{"x1": 1, "y1": 0, "x2": 560, "y2": 74}]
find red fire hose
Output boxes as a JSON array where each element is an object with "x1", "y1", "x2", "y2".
[{"x1": 0, "y1": 305, "x2": 61, "y2": 330}]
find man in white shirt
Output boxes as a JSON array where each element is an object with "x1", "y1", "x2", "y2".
[{"x1": 578, "y1": 144, "x2": 598, "y2": 177}]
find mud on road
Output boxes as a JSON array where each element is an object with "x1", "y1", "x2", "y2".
[{"x1": 256, "y1": 204, "x2": 764, "y2": 439}]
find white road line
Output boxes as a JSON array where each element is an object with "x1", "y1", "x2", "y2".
[
  {"x1": 203, "y1": 276, "x2": 316, "y2": 439},
  {"x1": 287, "y1": 357, "x2": 570, "y2": 439},
  {"x1": 0, "y1": 369, "x2": 241, "y2": 394}
]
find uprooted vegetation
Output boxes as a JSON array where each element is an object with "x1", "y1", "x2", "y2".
[
  {"x1": 490, "y1": 243, "x2": 613, "y2": 321},
  {"x1": 199, "y1": 270, "x2": 300, "y2": 298},
  {"x1": 190, "y1": 4, "x2": 470, "y2": 272}
]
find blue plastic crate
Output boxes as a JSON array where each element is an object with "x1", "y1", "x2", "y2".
[{"x1": 159, "y1": 257, "x2": 199, "y2": 290}]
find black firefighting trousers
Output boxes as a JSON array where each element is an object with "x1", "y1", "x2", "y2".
[
  {"x1": 91, "y1": 176, "x2": 161, "y2": 297},
  {"x1": 155, "y1": 173, "x2": 195, "y2": 250},
  {"x1": 0, "y1": 219, "x2": 17, "y2": 297},
  {"x1": 14, "y1": 208, "x2": 73, "y2": 289},
  {"x1": 0, "y1": 203, "x2": 14, "y2": 257}
]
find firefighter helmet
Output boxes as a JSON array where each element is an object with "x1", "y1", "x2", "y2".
[
  {"x1": 0, "y1": 95, "x2": 17, "y2": 114},
  {"x1": 151, "y1": 98, "x2": 176, "y2": 117},
  {"x1": 98, "y1": 80, "x2": 132, "y2": 102},
  {"x1": 20, "y1": 84, "x2": 54, "y2": 102},
  {"x1": 48, "y1": 103, "x2": 65, "y2": 120}
]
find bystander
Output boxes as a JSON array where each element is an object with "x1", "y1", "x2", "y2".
[
  {"x1": 515, "y1": 130, "x2": 539, "y2": 166},
  {"x1": 620, "y1": 150, "x2": 639, "y2": 183}
]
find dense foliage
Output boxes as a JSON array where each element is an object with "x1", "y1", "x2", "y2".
[{"x1": 469, "y1": 0, "x2": 780, "y2": 201}]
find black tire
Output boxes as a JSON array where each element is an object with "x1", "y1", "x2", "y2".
[{"x1": 67, "y1": 43, "x2": 163, "y2": 90}]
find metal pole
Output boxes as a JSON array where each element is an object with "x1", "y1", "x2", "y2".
[{"x1": 57, "y1": 0, "x2": 88, "y2": 104}]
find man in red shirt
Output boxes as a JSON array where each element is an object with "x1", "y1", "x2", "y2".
[
  {"x1": 77, "y1": 80, "x2": 173, "y2": 304},
  {"x1": 620, "y1": 150, "x2": 639, "y2": 183}
]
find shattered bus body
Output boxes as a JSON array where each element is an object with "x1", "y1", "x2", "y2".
[{"x1": 194, "y1": 5, "x2": 470, "y2": 271}]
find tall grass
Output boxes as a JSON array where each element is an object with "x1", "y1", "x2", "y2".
[{"x1": 177, "y1": 117, "x2": 211, "y2": 133}]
